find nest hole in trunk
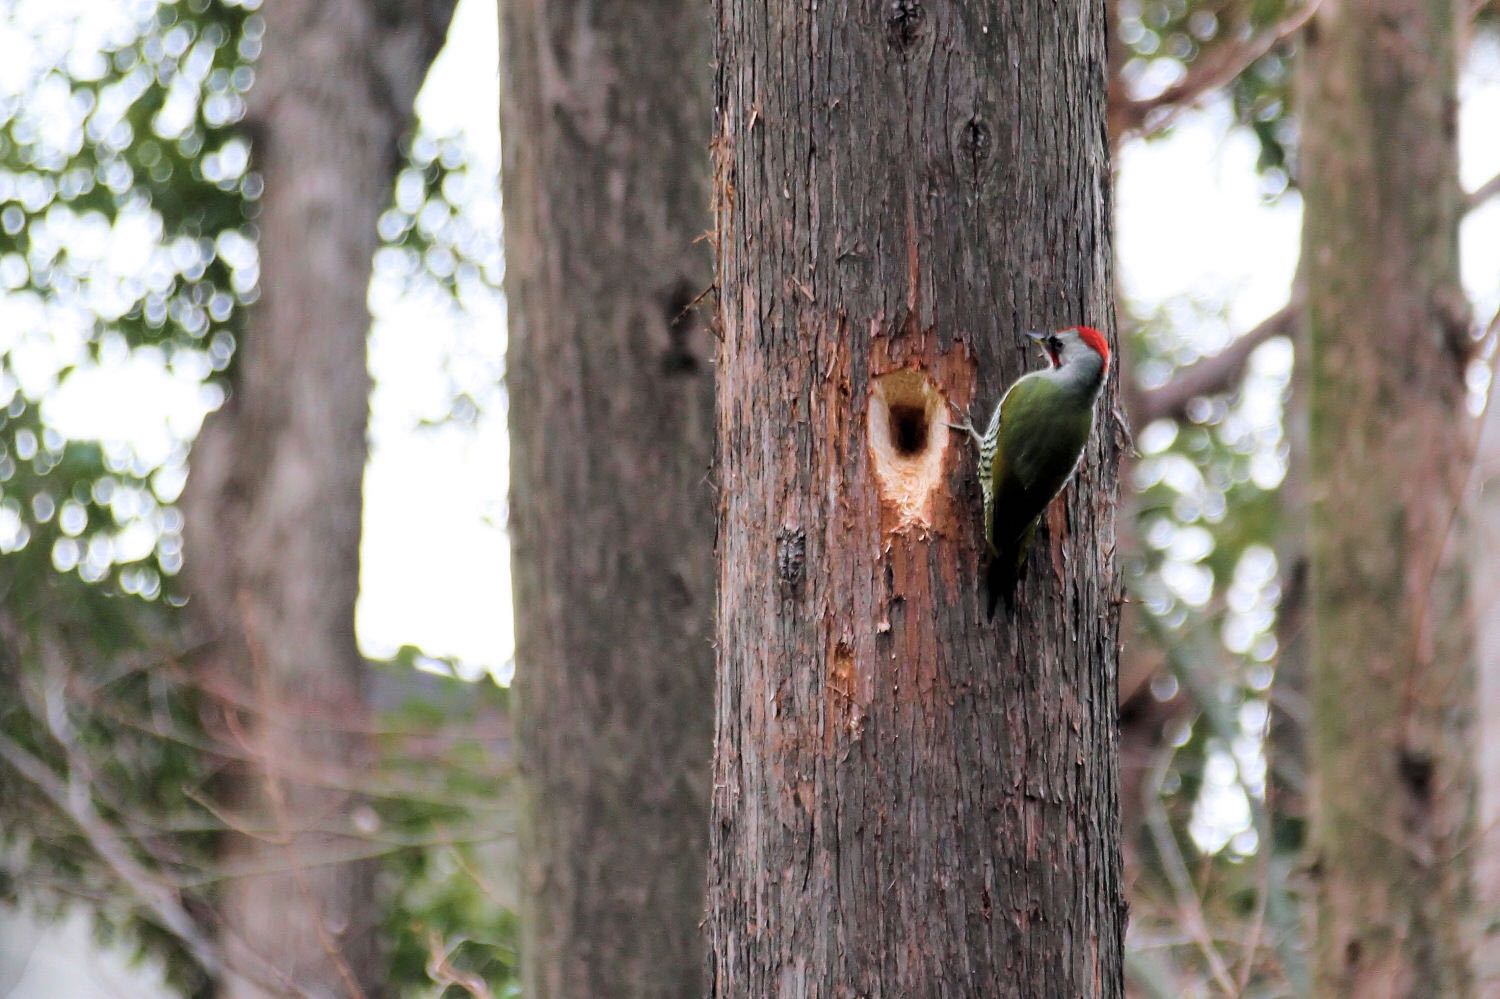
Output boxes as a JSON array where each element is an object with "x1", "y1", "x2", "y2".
[{"x1": 868, "y1": 369, "x2": 949, "y2": 528}]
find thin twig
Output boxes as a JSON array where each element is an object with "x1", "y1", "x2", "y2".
[
  {"x1": 1144, "y1": 743, "x2": 1239, "y2": 995},
  {"x1": 1235, "y1": 806, "x2": 1273, "y2": 994},
  {"x1": 425, "y1": 931, "x2": 497, "y2": 999},
  {"x1": 1140, "y1": 614, "x2": 1309, "y2": 992},
  {"x1": 1467, "y1": 171, "x2": 1500, "y2": 214}
]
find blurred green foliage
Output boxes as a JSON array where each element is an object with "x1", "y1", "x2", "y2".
[
  {"x1": 374, "y1": 653, "x2": 520, "y2": 997},
  {"x1": 1122, "y1": 296, "x2": 1302, "y2": 990},
  {"x1": 1118, "y1": 0, "x2": 1298, "y2": 187},
  {"x1": 1110, "y1": 2, "x2": 1312, "y2": 986}
]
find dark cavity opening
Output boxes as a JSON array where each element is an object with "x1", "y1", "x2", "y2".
[
  {"x1": 888, "y1": 403, "x2": 928, "y2": 456},
  {"x1": 1398, "y1": 749, "x2": 1434, "y2": 805},
  {"x1": 660, "y1": 279, "x2": 700, "y2": 376}
]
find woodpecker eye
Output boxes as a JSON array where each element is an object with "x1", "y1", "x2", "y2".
[{"x1": 1042, "y1": 336, "x2": 1064, "y2": 365}]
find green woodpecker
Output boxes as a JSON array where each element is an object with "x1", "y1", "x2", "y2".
[{"x1": 951, "y1": 325, "x2": 1110, "y2": 617}]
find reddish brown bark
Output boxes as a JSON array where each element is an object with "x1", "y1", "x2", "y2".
[{"x1": 707, "y1": 2, "x2": 1126, "y2": 993}]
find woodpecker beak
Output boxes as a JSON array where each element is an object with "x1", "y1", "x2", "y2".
[
  {"x1": 1025, "y1": 330, "x2": 1060, "y2": 367},
  {"x1": 1024, "y1": 330, "x2": 1047, "y2": 360}
]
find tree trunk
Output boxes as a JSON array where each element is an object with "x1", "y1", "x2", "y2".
[
  {"x1": 707, "y1": 3, "x2": 1125, "y2": 994},
  {"x1": 1299, "y1": 0, "x2": 1475, "y2": 991},
  {"x1": 1473, "y1": 383, "x2": 1500, "y2": 988},
  {"x1": 497, "y1": 1, "x2": 716, "y2": 995},
  {"x1": 182, "y1": 3, "x2": 455, "y2": 995}
]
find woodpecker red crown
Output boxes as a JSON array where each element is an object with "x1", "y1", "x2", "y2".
[{"x1": 1071, "y1": 325, "x2": 1110, "y2": 370}]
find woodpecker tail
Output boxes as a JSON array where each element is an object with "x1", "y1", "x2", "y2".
[
  {"x1": 984, "y1": 552, "x2": 1017, "y2": 620},
  {"x1": 985, "y1": 521, "x2": 1039, "y2": 620}
]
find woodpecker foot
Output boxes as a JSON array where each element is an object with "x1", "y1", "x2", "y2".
[{"x1": 944, "y1": 404, "x2": 984, "y2": 453}]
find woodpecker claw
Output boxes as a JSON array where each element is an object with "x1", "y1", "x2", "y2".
[{"x1": 944, "y1": 404, "x2": 984, "y2": 452}]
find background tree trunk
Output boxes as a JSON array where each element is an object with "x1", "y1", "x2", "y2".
[
  {"x1": 1299, "y1": 0, "x2": 1476, "y2": 991},
  {"x1": 182, "y1": 3, "x2": 455, "y2": 995},
  {"x1": 1474, "y1": 382, "x2": 1500, "y2": 988},
  {"x1": 497, "y1": 1, "x2": 716, "y2": 996},
  {"x1": 707, "y1": 2, "x2": 1125, "y2": 993}
]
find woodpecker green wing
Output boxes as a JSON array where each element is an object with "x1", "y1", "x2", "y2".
[
  {"x1": 983, "y1": 373, "x2": 1096, "y2": 613},
  {"x1": 990, "y1": 375, "x2": 1095, "y2": 543}
]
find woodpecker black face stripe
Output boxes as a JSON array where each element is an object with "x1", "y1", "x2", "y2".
[
  {"x1": 1023, "y1": 330, "x2": 1060, "y2": 367},
  {"x1": 1047, "y1": 336, "x2": 1065, "y2": 365}
]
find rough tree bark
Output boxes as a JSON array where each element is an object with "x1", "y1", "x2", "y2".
[
  {"x1": 497, "y1": 1, "x2": 716, "y2": 995},
  {"x1": 1299, "y1": 0, "x2": 1476, "y2": 992},
  {"x1": 707, "y1": 2, "x2": 1125, "y2": 994},
  {"x1": 182, "y1": 3, "x2": 455, "y2": 995}
]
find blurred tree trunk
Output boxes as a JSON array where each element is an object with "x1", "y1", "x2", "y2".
[
  {"x1": 1300, "y1": 0, "x2": 1475, "y2": 991},
  {"x1": 1104, "y1": 0, "x2": 1190, "y2": 878},
  {"x1": 1474, "y1": 387, "x2": 1500, "y2": 987},
  {"x1": 707, "y1": 2, "x2": 1124, "y2": 993},
  {"x1": 182, "y1": 3, "x2": 455, "y2": 995},
  {"x1": 497, "y1": 1, "x2": 716, "y2": 995}
]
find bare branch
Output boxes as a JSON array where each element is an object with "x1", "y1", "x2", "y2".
[
  {"x1": 0, "y1": 731, "x2": 225, "y2": 978},
  {"x1": 426, "y1": 931, "x2": 497, "y2": 999},
  {"x1": 1118, "y1": 2, "x2": 1321, "y2": 136},
  {"x1": 1467, "y1": 171, "x2": 1500, "y2": 214},
  {"x1": 1144, "y1": 745, "x2": 1238, "y2": 994},
  {"x1": 1123, "y1": 43, "x2": 1498, "y2": 427},
  {"x1": 167, "y1": 833, "x2": 506, "y2": 890},
  {"x1": 1136, "y1": 160, "x2": 1497, "y2": 425},
  {"x1": 1134, "y1": 299, "x2": 1301, "y2": 425},
  {"x1": 1, "y1": 635, "x2": 294, "y2": 994}
]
